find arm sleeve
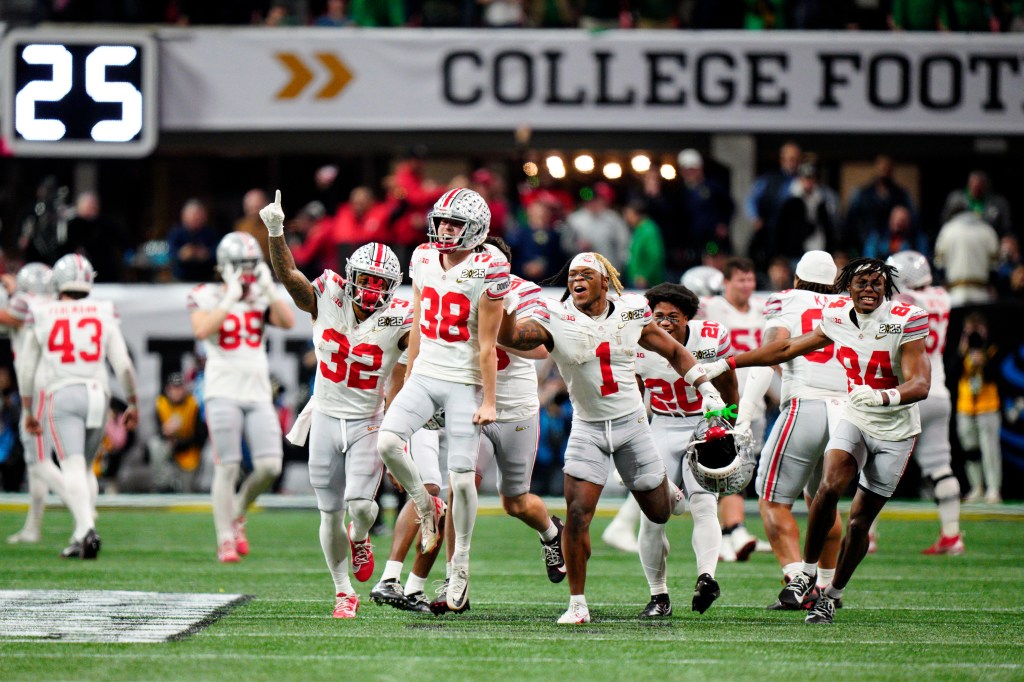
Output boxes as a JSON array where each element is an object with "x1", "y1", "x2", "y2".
[{"x1": 737, "y1": 366, "x2": 774, "y2": 426}]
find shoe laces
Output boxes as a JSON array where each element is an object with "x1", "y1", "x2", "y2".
[
  {"x1": 351, "y1": 538, "x2": 373, "y2": 566},
  {"x1": 542, "y1": 542, "x2": 562, "y2": 567},
  {"x1": 432, "y1": 579, "x2": 449, "y2": 599},
  {"x1": 812, "y1": 594, "x2": 836, "y2": 618},
  {"x1": 785, "y1": 572, "x2": 812, "y2": 596}
]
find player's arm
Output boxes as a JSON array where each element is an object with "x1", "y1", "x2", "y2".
[
  {"x1": 15, "y1": 332, "x2": 42, "y2": 435},
  {"x1": 639, "y1": 322, "x2": 725, "y2": 411},
  {"x1": 0, "y1": 309, "x2": 22, "y2": 328},
  {"x1": 106, "y1": 323, "x2": 139, "y2": 430},
  {"x1": 261, "y1": 189, "x2": 317, "y2": 318},
  {"x1": 191, "y1": 269, "x2": 244, "y2": 340},
  {"x1": 729, "y1": 327, "x2": 831, "y2": 371},
  {"x1": 404, "y1": 286, "x2": 423, "y2": 380},
  {"x1": 474, "y1": 296, "x2": 503, "y2": 425},
  {"x1": 500, "y1": 344, "x2": 549, "y2": 360},
  {"x1": 851, "y1": 338, "x2": 931, "y2": 408},
  {"x1": 497, "y1": 315, "x2": 553, "y2": 352},
  {"x1": 736, "y1": 326, "x2": 787, "y2": 426}
]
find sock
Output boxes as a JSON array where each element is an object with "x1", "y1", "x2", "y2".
[
  {"x1": 381, "y1": 560, "x2": 403, "y2": 583},
  {"x1": 405, "y1": 573, "x2": 427, "y2": 595},
  {"x1": 35, "y1": 458, "x2": 67, "y2": 501},
  {"x1": 722, "y1": 523, "x2": 739, "y2": 536},
  {"x1": 233, "y1": 457, "x2": 282, "y2": 519},
  {"x1": 319, "y1": 510, "x2": 353, "y2": 595},
  {"x1": 446, "y1": 561, "x2": 452, "y2": 579},
  {"x1": 87, "y1": 468, "x2": 99, "y2": 510},
  {"x1": 450, "y1": 471, "x2": 477, "y2": 566},
  {"x1": 212, "y1": 463, "x2": 240, "y2": 543},
  {"x1": 824, "y1": 583, "x2": 845, "y2": 600},
  {"x1": 933, "y1": 474, "x2": 961, "y2": 537},
  {"x1": 347, "y1": 499, "x2": 378, "y2": 542},
  {"x1": 539, "y1": 519, "x2": 557, "y2": 543},
  {"x1": 802, "y1": 562, "x2": 818, "y2": 578},
  {"x1": 783, "y1": 562, "x2": 803, "y2": 581},
  {"x1": 689, "y1": 493, "x2": 721, "y2": 578},
  {"x1": 570, "y1": 594, "x2": 587, "y2": 607},
  {"x1": 638, "y1": 515, "x2": 669, "y2": 596},
  {"x1": 61, "y1": 456, "x2": 94, "y2": 542},
  {"x1": 378, "y1": 431, "x2": 431, "y2": 514},
  {"x1": 23, "y1": 465, "x2": 49, "y2": 536},
  {"x1": 817, "y1": 567, "x2": 835, "y2": 589}
]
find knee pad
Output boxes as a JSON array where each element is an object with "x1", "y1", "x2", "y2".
[
  {"x1": 313, "y1": 485, "x2": 344, "y2": 513},
  {"x1": 254, "y1": 457, "x2": 282, "y2": 479},
  {"x1": 932, "y1": 474, "x2": 961, "y2": 502},
  {"x1": 347, "y1": 498, "x2": 378, "y2": 526},
  {"x1": 450, "y1": 470, "x2": 476, "y2": 494},
  {"x1": 688, "y1": 493, "x2": 718, "y2": 521},
  {"x1": 377, "y1": 431, "x2": 406, "y2": 463},
  {"x1": 630, "y1": 473, "x2": 663, "y2": 493}
]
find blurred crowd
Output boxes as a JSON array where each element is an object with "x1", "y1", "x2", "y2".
[{"x1": 10, "y1": 0, "x2": 1024, "y2": 31}]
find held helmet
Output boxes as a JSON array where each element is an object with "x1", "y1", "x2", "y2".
[
  {"x1": 344, "y1": 242, "x2": 402, "y2": 313},
  {"x1": 680, "y1": 266, "x2": 724, "y2": 297},
  {"x1": 51, "y1": 254, "x2": 96, "y2": 294},
  {"x1": 685, "y1": 416, "x2": 755, "y2": 496},
  {"x1": 15, "y1": 262, "x2": 54, "y2": 296},
  {"x1": 886, "y1": 250, "x2": 932, "y2": 290},
  {"x1": 216, "y1": 231, "x2": 264, "y2": 286},
  {"x1": 427, "y1": 188, "x2": 491, "y2": 254}
]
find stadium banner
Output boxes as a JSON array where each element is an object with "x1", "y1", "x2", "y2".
[{"x1": 157, "y1": 28, "x2": 1024, "y2": 134}]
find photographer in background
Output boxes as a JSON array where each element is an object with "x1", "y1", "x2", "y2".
[{"x1": 957, "y1": 313, "x2": 1002, "y2": 504}]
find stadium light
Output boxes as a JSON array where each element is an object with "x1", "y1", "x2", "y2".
[
  {"x1": 660, "y1": 163, "x2": 677, "y2": 180},
  {"x1": 630, "y1": 154, "x2": 651, "y2": 173},
  {"x1": 522, "y1": 161, "x2": 538, "y2": 177},
  {"x1": 602, "y1": 162, "x2": 622, "y2": 180},
  {"x1": 546, "y1": 155, "x2": 566, "y2": 179},
  {"x1": 573, "y1": 154, "x2": 595, "y2": 173}
]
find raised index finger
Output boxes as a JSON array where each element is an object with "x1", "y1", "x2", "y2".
[{"x1": 274, "y1": 189, "x2": 281, "y2": 206}]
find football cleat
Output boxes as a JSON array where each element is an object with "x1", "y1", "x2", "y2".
[
  {"x1": 730, "y1": 527, "x2": 757, "y2": 562},
  {"x1": 405, "y1": 591, "x2": 433, "y2": 614},
  {"x1": 639, "y1": 593, "x2": 672, "y2": 618},
  {"x1": 692, "y1": 573, "x2": 720, "y2": 614},
  {"x1": 922, "y1": 533, "x2": 965, "y2": 556},
  {"x1": 805, "y1": 593, "x2": 836, "y2": 624},
  {"x1": 233, "y1": 517, "x2": 249, "y2": 556},
  {"x1": 557, "y1": 601, "x2": 591, "y2": 625},
  {"x1": 217, "y1": 539, "x2": 240, "y2": 563},
  {"x1": 60, "y1": 539, "x2": 83, "y2": 559},
  {"x1": 81, "y1": 529, "x2": 101, "y2": 560},
  {"x1": 768, "y1": 583, "x2": 822, "y2": 611},
  {"x1": 541, "y1": 516, "x2": 567, "y2": 583},
  {"x1": 7, "y1": 529, "x2": 41, "y2": 544},
  {"x1": 418, "y1": 496, "x2": 446, "y2": 554},
  {"x1": 719, "y1": 537, "x2": 738, "y2": 563},
  {"x1": 755, "y1": 539, "x2": 773, "y2": 553},
  {"x1": 332, "y1": 592, "x2": 360, "y2": 619},
  {"x1": 369, "y1": 579, "x2": 409, "y2": 610},
  {"x1": 601, "y1": 522, "x2": 639, "y2": 554},
  {"x1": 430, "y1": 579, "x2": 471, "y2": 615},
  {"x1": 446, "y1": 564, "x2": 470, "y2": 612},
  {"x1": 348, "y1": 522, "x2": 375, "y2": 582},
  {"x1": 777, "y1": 571, "x2": 814, "y2": 609}
]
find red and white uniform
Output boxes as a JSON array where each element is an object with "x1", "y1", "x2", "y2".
[
  {"x1": 763, "y1": 289, "x2": 848, "y2": 401},
  {"x1": 895, "y1": 286, "x2": 950, "y2": 399},
  {"x1": 700, "y1": 294, "x2": 766, "y2": 394},
  {"x1": 187, "y1": 284, "x2": 275, "y2": 403},
  {"x1": 636, "y1": 319, "x2": 731, "y2": 418},
  {"x1": 8, "y1": 292, "x2": 53, "y2": 462},
  {"x1": 533, "y1": 293, "x2": 652, "y2": 422},
  {"x1": 496, "y1": 276, "x2": 542, "y2": 422},
  {"x1": 410, "y1": 243, "x2": 511, "y2": 385},
  {"x1": 819, "y1": 299, "x2": 929, "y2": 440},
  {"x1": 310, "y1": 269, "x2": 412, "y2": 419}
]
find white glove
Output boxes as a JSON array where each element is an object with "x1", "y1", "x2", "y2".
[
  {"x1": 849, "y1": 384, "x2": 883, "y2": 408},
  {"x1": 253, "y1": 261, "x2": 279, "y2": 302},
  {"x1": 702, "y1": 358, "x2": 730, "y2": 381},
  {"x1": 697, "y1": 381, "x2": 726, "y2": 414},
  {"x1": 218, "y1": 263, "x2": 243, "y2": 310},
  {"x1": 733, "y1": 420, "x2": 753, "y2": 448},
  {"x1": 259, "y1": 189, "x2": 285, "y2": 237}
]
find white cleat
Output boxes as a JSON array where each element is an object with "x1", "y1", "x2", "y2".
[
  {"x1": 446, "y1": 563, "x2": 470, "y2": 612},
  {"x1": 557, "y1": 601, "x2": 591, "y2": 625},
  {"x1": 601, "y1": 523, "x2": 639, "y2": 554},
  {"x1": 417, "y1": 496, "x2": 446, "y2": 554},
  {"x1": 7, "y1": 529, "x2": 41, "y2": 544},
  {"x1": 755, "y1": 539, "x2": 773, "y2": 553},
  {"x1": 719, "y1": 538, "x2": 738, "y2": 563},
  {"x1": 730, "y1": 527, "x2": 757, "y2": 562}
]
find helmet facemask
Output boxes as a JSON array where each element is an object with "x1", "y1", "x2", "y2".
[
  {"x1": 426, "y1": 188, "x2": 490, "y2": 254},
  {"x1": 685, "y1": 416, "x2": 754, "y2": 496},
  {"x1": 345, "y1": 270, "x2": 397, "y2": 313}
]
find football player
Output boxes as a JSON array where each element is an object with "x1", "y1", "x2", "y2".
[
  {"x1": 736, "y1": 251, "x2": 845, "y2": 609},
  {"x1": 376, "y1": 188, "x2": 509, "y2": 613},
  {"x1": 703, "y1": 258, "x2": 931, "y2": 624},
  {"x1": 4, "y1": 264, "x2": 70, "y2": 544},
  {"x1": 701, "y1": 257, "x2": 769, "y2": 561},
  {"x1": 263, "y1": 193, "x2": 422, "y2": 617},
  {"x1": 634, "y1": 282, "x2": 739, "y2": 617},
  {"x1": 16, "y1": 254, "x2": 139, "y2": 559},
  {"x1": 498, "y1": 252, "x2": 726, "y2": 624},
  {"x1": 886, "y1": 251, "x2": 963, "y2": 555},
  {"x1": 188, "y1": 230, "x2": 295, "y2": 563}
]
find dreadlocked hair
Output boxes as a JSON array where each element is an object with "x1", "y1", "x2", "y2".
[
  {"x1": 542, "y1": 253, "x2": 624, "y2": 301},
  {"x1": 794, "y1": 278, "x2": 836, "y2": 295},
  {"x1": 835, "y1": 257, "x2": 899, "y2": 299},
  {"x1": 483, "y1": 235, "x2": 512, "y2": 263}
]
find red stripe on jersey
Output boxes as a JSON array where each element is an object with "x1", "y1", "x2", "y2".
[
  {"x1": 903, "y1": 322, "x2": 928, "y2": 334},
  {"x1": 314, "y1": 276, "x2": 326, "y2": 294},
  {"x1": 34, "y1": 390, "x2": 45, "y2": 463},
  {"x1": 534, "y1": 310, "x2": 551, "y2": 319},
  {"x1": 47, "y1": 395, "x2": 66, "y2": 461}
]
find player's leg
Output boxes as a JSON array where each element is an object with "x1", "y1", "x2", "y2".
[
  {"x1": 442, "y1": 382, "x2": 483, "y2": 611},
  {"x1": 233, "y1": 401, "x2": 284, "y2": 553},
  {"x1": 307, "y1": 410, "x2": 358, "y2": 617},
  {"x1": 917, "y1": 396, "x2": 963, "y2": 553},
  {"x1": 344, "y1": 422, "x2": 385, "y2": 585},
  {"x1": 8, "y1": 423, "x2": 65, "y2": 543},
  {"x1": 617, "y1": 413, "x2": 676, "y2": 525},
  {"x1": 977, "y1": 411, "x2": 1003, "y2": 503},
  {"x1": 956, "y1": 412, "x2": 984, "y2": 500},
  {"x1": 45, "y1": 387, "x2": 100, "y2": 558},
  {"x1": 756, "y1": 400, "x2": 804, "y2": 578},
  {"x1": 378, "y1": 375, "x2": 445, "y2": 549},
  {"x1": 205, "y1": 398, "x2": 245, "y2": 562}
]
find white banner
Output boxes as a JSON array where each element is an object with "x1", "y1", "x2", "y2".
[{"x1": 158, "y1": 28, "x2": 1024, "y2": 134}]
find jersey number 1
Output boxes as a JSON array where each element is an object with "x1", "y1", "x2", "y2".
[{"x1": 596, "y1": 342, "x2": 619, "y2": 396}]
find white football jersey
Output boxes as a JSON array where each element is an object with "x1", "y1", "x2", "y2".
[
  {"x1": 819, "y1": 298, "x2": 929, "y2": 440},
  {"x1": 187, "y1": 284, "x2": 275, "y2": 403},
  {"x1": 895, "y1": 286, "x2": 950, "y2": 398},
  {"x1": 410, "y1": 243, "x2": 511, "y2": 386},
  {"x1": 496, "y1": 276, "x2": 542, "y2": 422},
  {"x1": 700, "y1": 294, "x2": 766, "y2": 395},
  {"x1": 534, "y1": 293, "x2": 651, "y2": 422},
  {"x1": 309, "y1": 270, "x2": 412, "y2": 420},
  {"x1": 9, "y1": 292, "x2": 54, "y2": 398},
  {"x1": 25, "y1": 298, "x2": 123, "y2": 392},
  {"x1": 763, "y1": 289, "x2": 848, "y2": 402},
  {"x1": 635, "y1": 319, "x2": 731, "y2": 417}
]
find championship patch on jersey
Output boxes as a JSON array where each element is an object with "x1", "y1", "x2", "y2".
[
  {"x1": 878, "y1": 323, "x2": 902, "y2": 335},
  {"x1": 620, "y1": 308, "x2": 646, "y2": 322},
  {"x1": 376, "y1": 316, "x2": 405, "y2": 327},
  {"x1": 692, "y1": 348, "x2": 718, "y2": 359}
]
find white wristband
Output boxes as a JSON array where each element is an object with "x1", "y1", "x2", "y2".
[
  {"x1": 267, "y1": 223, "x2": 284, "y2": 238},
  {"x1": 884, "y1": 389, "x2": 901, "y2": 406},
  {"x1": 683, "y1": 363, "x2": 708, "y2": 386}
]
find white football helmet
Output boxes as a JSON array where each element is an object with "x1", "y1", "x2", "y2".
[
  {"x1": 51, "y1": 254, "x2": 96, "y2": 294},
  {"x1": 680, "y1": 266, "x2": 724, "y2": 297},
  {"x1": 344, "y1": 242, "x2": 402, "y2": 313},
  {"x1": 427, "y1": 188, "x2": 491, "y2": 253},
  {"x1": 15, "y1": 262, "x2": 54, "y2": 295},
  {"x1": 216, "y1": 232, "x2": 264, "y2": 284},
  {"x1": 886, "y1": 250, "x2": 932, "y2": 291},
  {"x1": 685, "y1": 416, "x2": 755, "y2": 496}
]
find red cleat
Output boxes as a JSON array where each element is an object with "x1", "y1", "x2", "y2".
[
  {"x1": 233, "y1": 517, "x2": 249, "y2": 556},
  {"x1": 218, "y1": 539, "x2": 240, "y2": 563},
  {"x1": 922, "y1": 533, "x2": 965, "y2": 555},
  {"x1": 332, "y1": 592, "x2": 360, "y2": 619},
  {"x1": 348, "y1": 522, "x2": 375, "y2": 582}
]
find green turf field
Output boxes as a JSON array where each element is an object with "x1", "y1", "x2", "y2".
[{"x1": 2, "y1": 506, "x2": 1023, "y2": 681}]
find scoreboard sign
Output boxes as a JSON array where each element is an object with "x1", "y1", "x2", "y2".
[{"x1": 1, "y1": 29, "x2": 158, "y2": 157}]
